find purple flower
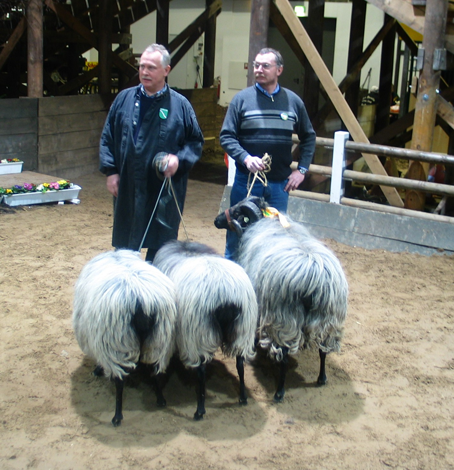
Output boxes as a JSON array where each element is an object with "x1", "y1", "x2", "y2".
[{"x1": 24, "y1": 183, "x2": 34, "y2": 191}]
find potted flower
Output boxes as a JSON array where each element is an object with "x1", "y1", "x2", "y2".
[
  {"x1": 0, "y1": 179, "x2": 82, "y2": 206},
  {"x1": 0, "y1": 158, "x2": 23, "y2": 175}
]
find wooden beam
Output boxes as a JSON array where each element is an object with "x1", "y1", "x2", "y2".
[
  {"x1": 273, "y1": 0, "x2": 403, "y2": 207},
  {"x1": 27, "y1": 0, "x2": 43, "y2": 98},
  {"x1": 303, "y1": 0, "x2": 325, "y2": 120},
  {"x1": 406, "y1": 0, "x2": 448, "y2": 210},
  {"x1": 168, "y1": 0, "x2": 221, "y2": 53},
  {"x1": 156, "y1": 0, "x2": 169, "y2": 47},
  {"x1": 375, "y1": 14, "x2": 396, "y2": 132},
  {"x1": 98, "y1": 0, "x2": 113, "y2": 94},
  {"x1": 312, "y1": 16, "x2": 397, "y2": 130},
  {"x1": 345, "y1": 0, "x2": 367, "y2": 117},
  {"x1": 44, "y1": 0, "x2": 137, "y2": 78},
  {"x1": 437, "y1": 95, "x2": 454, "y2": 131},
  {"x1": 365, "y1": 0, "x2": 454, "y2": 54},
  {"x1": 0, "y1": 17, "x2": 26, "y2": 72},
  {"x1": 203, "y1": 0, "x2": 218, "y2": 88},
  {"x1": 247, "y1": 0, "x2": 271, "y2": 86}
]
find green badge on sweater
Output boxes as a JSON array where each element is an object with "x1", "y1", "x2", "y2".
[{"x1": 159, "y1": 108, "x2": 169, "y2": 119}]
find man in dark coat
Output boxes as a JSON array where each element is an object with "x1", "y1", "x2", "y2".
[{"x1": 99, "y1": 44, "x2": 204, "y2": 262}]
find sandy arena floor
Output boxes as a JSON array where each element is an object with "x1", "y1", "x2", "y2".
[{"x1": 0, "y1": 169, "x2": 453, "y2": 469}]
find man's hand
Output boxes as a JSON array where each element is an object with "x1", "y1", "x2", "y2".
[
  {"x1": 284, "y1": 169, "x2": 306, "y2": 192},
  {"x1": 160, "y1": 153, "x2": 179, "y2": 178},
  {"x1": 244, "y1": 155, "x2": 265, "y2": 173},
  {"x1": 106, "y1": 174, "x2": 120, "y2": 197}
]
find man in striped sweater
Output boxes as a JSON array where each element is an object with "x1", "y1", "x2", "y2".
[{"x1": 220, "y1": 47, "x2": 316, "y2": 260}]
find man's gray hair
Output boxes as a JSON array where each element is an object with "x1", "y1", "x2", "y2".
[
  {"x1": 258, "y1": 48, "x2": 284, "y2": 67},
  {"x1": 144, "y1": 44, "x2": 171, "y2": 68}
]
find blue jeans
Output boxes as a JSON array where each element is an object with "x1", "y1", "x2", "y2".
[{"x1": 225, "y1": 171, "x2": 289, "y2": 260}]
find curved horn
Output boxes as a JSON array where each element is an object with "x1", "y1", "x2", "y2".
[
  {"x1": 230, "y1": 219, "x2": 244, "y2": 237},
  {"x1": 239, "y1": 200, "x2": 264, "y2": 224}
]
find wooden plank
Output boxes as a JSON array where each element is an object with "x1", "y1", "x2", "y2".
[
  {"x1": 38, "y1": 111, "x2": 107, "y2": 136},
  {"x1": 38, "y1": 148, "x2": 99, "y2": 178},
  {"x1": 39, "y1": 128, "x2": 102, "y2": 154},
  {"x1": 273, "y1": 0, "x2": 403, "y2": 207},
  {"x1": 0, "y1": 98, "x2": 38, "y2": 119},
  {"x1": 0, "y1": 117, "x2": 37, "y2": 136},
  {"x1": 38, "y1": 95, "x2": 110, "y2": 117},
  {"x1": 437, "y1": 95, "x2": 454, "y2": 131}
]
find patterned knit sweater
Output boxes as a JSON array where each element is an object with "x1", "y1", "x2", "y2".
[{"x1": 220, "y1": 85, "x2": 316, "y2": 181}]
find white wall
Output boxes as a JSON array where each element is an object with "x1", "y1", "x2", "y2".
[{"x1": 84, "y1": 1, "x2": 385, "y2": 106}]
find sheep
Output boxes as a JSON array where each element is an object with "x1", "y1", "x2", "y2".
[
  {"x1": 72, "y1": 249, "x2": 177, "y2": 426},
  {"x1": 214, "y1": 196, "x2": 348, "y2": 402},
  {"x1": 153, "y1": 240, "x2": 258, "y2": 420}
]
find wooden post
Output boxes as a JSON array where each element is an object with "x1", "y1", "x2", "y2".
[
  {"x1": 98, "y1": 0, "x2": 113, "y2": 95},
  {"x1": 405, "y1": 0, "x2": 448, "y2": 210},
  {"x1": 156, "y1": 0, "x2": 169, "y2": 48},
  {"x1": 375, "y1": 14, "x2": 395, "y2": 133},
  {"x1": 203, "y1": 0, "x2": 217, "y2": 88},
  {"x1": 247, "y1": 0, "x2": 271, "y2": 86},
  {"x1": 27, "y1": 0, "x2": 43, "y2": 98},
  {"x1": 345, "y1": 0, "x2": 366, "y2": 117},
  {"x1": 303, "y1": 0, "x2": 325, "y2": 120}
]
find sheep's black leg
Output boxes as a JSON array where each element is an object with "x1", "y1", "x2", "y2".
[
  {"x1": 194, "y1": 363, "x2": 206, "y2": 421},
  {"x1": 236, "y1": 355, "x2": 248, "y2": 405},
  {"x1": 274, "y1": 347, "x2": 289, "y2": 403},
  {"x1": 317, "y1": 349, "x2": 327, "y2": 386},
  {"x1": 93, "y1": 365, "x2": 104, "y2": 377},
  {"x1": 112, "y1": 377, "x2": 124, "y2": 427},
  {"x1": 152, "y1": 374, "x2": 166, "y2": 407}
]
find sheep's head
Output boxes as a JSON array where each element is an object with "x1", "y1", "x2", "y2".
[{"x1": 214, "y1": 196, "x2": 266, "y2": 236}]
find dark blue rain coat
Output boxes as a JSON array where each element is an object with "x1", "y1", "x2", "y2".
[{"x1": 99, "y1": 85, "x2": 204, "y2": 252}]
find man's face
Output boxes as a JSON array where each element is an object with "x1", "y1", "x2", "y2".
[
  {"x1": 139, "y1": 50, "x2": 170, "y2": 95},
  {"x1": 253, "y1": 52, "x2": 283, "y2": 90}
]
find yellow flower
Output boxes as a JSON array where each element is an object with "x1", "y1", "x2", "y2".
[
  {"x1": 43, "y1": 183, "x2": 50, "y2": 188},
  {"x1": 57, "y1": 180, "x2": 68, "y2": 185},
  {"x1": 6, "y1": 189, "x2": 12, "y2": 194}
]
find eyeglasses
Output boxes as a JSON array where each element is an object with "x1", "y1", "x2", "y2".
[{"x1": 252, "y1": 62, "x2": 276, "y2": 70}]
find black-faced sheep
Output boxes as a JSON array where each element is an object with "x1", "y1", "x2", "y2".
[
  {"x1": 214, "y1": 196, "x2": 348, "y2": 402},
  {"x1": 72, "y1": 249, "x2": 177, "y2": 426},
  {"x1": 153, "y1": 240, "x2": 258, "y2": 420}
]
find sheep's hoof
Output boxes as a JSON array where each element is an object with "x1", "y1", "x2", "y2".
[
  {"x1": 239, "y1": 397, "x2": 248, "y2": 406},
  {"x1": 273, "y1": 391, "x2": 285, "y2": 403},
  {"x1": 316, "y1": 376, "x2": 327, "y2": 386},
  {"x1": 156, "y1": 397, "x2": 167, "y2": 408},
  {"x1": 111, "y1": 415, "x2": 123, "y2": 427},
  {"x1": 193, "y1": 411, "x2": 205, "y2": 421}
]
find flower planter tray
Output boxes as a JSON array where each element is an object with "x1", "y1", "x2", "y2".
[
  {"x1": 0, "y1": 162, "x2": 23, "y2": 175},
  {"x1": 1, "y1": 185, "x2": 81, "y2": 206}
]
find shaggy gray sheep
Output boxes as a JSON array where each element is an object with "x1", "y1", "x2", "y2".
[
  {"x1": 214, "y1": 196, "x2": 348, "y2": 402},
  {"x1": 73, "y1": 249, "x2": 177, "y2": 426},
  {"x1": 153, "y1": 240, "x2": 258, "y2": 420}
]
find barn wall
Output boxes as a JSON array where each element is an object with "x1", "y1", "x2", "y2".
[
  {"x1": 0, "y1": 89, "x2": 219, "y2": 182},
  {"x1": 0, "y1": 98, "x2": 38, "y2": 170},
  {"x1": 38, "y1": 94, "x2": 111, "y2": 181}
]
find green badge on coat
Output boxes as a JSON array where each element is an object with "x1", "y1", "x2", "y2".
[{"x1": 159, "y1": 108, "x2": 169, "y2": 119}]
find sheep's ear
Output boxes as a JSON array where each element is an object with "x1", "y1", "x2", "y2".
[{"x1": 239, "y1": 200, "x2": 264, "y2": 223}]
